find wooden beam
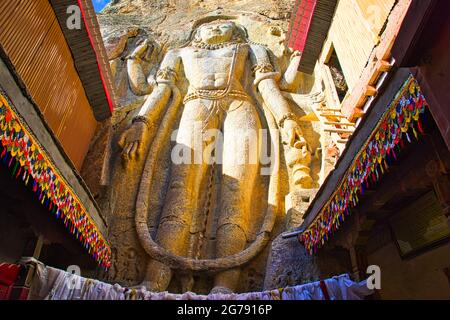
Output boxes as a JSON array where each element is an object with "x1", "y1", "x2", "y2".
[
  {"x1": 324, "y1": 121, "x2": 356, "y2": 126},
  {"x1": 24, "y1": 234, "x2": 44, "y2": 288},
  {"x1": 365, "y1": 85, "x2": 378, "y2": 96},
  {"x1": 321, "y1": 108, "x2": 342, "y2": 112},
  {"x1": 325, "y1": 128, "x2": 355, "y2": 134},
  {"x1": 379, "y1": 60, "x2": 392, "y2": 72},
  {"x1": 352, "y1": 108, "x2": 366, "y2": 118},
  {"x1": 320, "y1": 113, "x2": 346, "y2": 118},
  {"x1": 340, "y1": 1, "x2": 412, "y2": 121}
]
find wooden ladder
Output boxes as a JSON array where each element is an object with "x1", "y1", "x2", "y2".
[{"x1": 316, "y1": 105, "x2": 356, "y2": 149}]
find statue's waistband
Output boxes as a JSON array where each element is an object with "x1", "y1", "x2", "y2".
[{"x1": 183, "y1": 89, "x2": 252, "y2": 104}]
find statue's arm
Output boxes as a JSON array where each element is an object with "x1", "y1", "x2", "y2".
[
  {"x1": 136, "y1": 48, "x2": 181, "y2": 124},
  {"x1": 279, "y1": 50, "x2": 302, "y2": 93},
  {"x1": 127, "y1": 40, "x2": 154, "y2": 95},
  {"x1": 119, "y1": 49, "x2": 182, "y2": 161},
  {"x1": 250, "y1": 45, "x2": 305, "y2": 147}
]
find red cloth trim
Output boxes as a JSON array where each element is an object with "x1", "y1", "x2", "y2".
[
  {"x1": 77, "y1": 0, "x2": 114, "y2": 114},
  {"x1": 11, "y1": 287, "x2": 30, "y2": 300},
  {"x1": 320, "y1": 280, "x2": 331, "y2": 300},
  {"x1": 0, "y1": 264, "x2": 21, "y2": 286},
  {"x1": 288, "y1": 0, "x2": 317, "y2": 51},
  {"x1": 0, "y1": 284, "x2": 13, "y2": 300}
]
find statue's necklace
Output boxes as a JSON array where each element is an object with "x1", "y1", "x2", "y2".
[{"x1": 192, "y1": 41, "x2": 239, "y2": 50}]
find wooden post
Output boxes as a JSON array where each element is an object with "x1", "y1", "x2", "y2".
[
  {"x1": 348, "y1": 245, "x2": 360, "y2": 282},
  {"x1": 24, "y1": 235, "x2": 44, "y2": 291}
]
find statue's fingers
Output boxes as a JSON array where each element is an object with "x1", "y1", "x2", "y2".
[
  {"x1": 289, "y1": 129, "x2": 296, "y2": 147},
  {"x1": 295, "y1": 129, "x2": 307, "y2": 147},
  {"x1": 129, "y1": 142, "x2": 139, "y2": 160},
  {"x1": 122, "y1": 143, "x2": 133, "y2": 161},
  {"x1": 118, "y1": 134, "x2": 126, "y2": 149},
  {"x1": 126, "y1": 143, "x2": 134, "y2": 157},
  {"x1": 121, "y1": 150, "x2": 128, "y2": 163},
  {"x1": 135, "y1": 141, "x2": 142, "y2": 159},
  {"x1": 117, "y1": 137, "x2": 125, "y2": 150}
]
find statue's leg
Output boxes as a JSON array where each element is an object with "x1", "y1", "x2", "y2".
[
  {"x1": 213, "y1": 101, "x2": 262, "y2": 293},
  {"x1": 142, "y1": 99, "x2": 216, "y2": 291}
]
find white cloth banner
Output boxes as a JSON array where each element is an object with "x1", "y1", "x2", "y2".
[{"x1": 29, "y1": 264, "x2": 373, "y2": 300}]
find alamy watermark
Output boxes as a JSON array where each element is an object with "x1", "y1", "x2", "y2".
[
  {"x1": 366, "y1": 265, "x2": 381, "y2": 290},
  {"x1": 169, "y1": 124, "x2": 280, "y2": 176},
  {"x1": 66, "y1": 265, "x2": 82, "y2": 290},
  {"x1": 66, "y1": 5, "x2": 81, "y2": 30}
]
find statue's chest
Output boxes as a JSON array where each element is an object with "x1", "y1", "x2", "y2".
[{"x1": 182, "y1": 46, "x2": 249, "y2": 70}]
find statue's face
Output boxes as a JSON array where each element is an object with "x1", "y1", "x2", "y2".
[{"x1": 198, "y1": 22, "x2": 235, "y2": 44}]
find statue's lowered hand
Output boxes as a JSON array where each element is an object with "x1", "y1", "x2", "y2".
[
  {"x1": 282, "y1": 119, "x2": 313, "y2": 188},
  {"x1": 282, "y1": 119, "x2": 307, "y2": 149},
  {"x1": 118, "y1": 121, "x2": 148, "y2": 162}
]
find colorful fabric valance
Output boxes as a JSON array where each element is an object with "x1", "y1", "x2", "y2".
[
  {"x1": 0, "y1": 90, "x2": 111, "y2": 269},
  {"x1": 300, "y1": 75, "x2": 428, "y2": 254}
]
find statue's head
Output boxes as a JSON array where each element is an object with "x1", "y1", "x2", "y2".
[
  {"x1": 197, "y1": 21, "x2": 235, "y2": 44},
  {"x1": 190, "y1": 19, "x2": 248, "y2": 46}
]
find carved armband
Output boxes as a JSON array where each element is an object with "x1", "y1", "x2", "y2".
[
  {"x1": 252, "y1": 62, "x2": 281, "y2": 87},
  {"x1": 126, "y1": 53, "x2": 141, "y2": 61},
  {"x1": 252, "y1": 62, "x2": 274, "y2": 74},
  {"x1": 156, "y1": 67, "x2": 178, "y2": 85},
  {"x1": 132, "y1": 115, "x2": 152, "y2": 129},
  {"x1": 290, "y1": 50, "x2": 302, "y2": 61},
  {"x1": 278, "y1": 113, "x2": 296, "y2": 129}
]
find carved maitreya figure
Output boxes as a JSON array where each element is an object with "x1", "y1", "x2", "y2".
[{"x1": 118, "y1": 19, "x2": 313, "y2": 293}]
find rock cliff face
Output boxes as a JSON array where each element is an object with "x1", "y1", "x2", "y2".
[
  {"x1": 97, "y1": 0, "x2": 302, "y2": 109},
  {"x1": 99, "y1": 0, "x2": 294, "y2": 46}
]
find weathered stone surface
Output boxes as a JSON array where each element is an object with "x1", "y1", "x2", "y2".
[
  {"x1": 263, "y1": 235, "x2": 351, "y2": 290},
  {"x1": 285, "y1": 189, "x2": 319, "y2": 230},
  {"x1": 99, "y1": 0, "x2": 295, "y2": 47}
]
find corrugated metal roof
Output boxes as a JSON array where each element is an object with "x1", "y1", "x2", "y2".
[
  {"x1": 287, "y1": 0, "x2": 317, "y2": 52},
  {"x1": 49, "y1": 0, "x2": 117, "y2": 121},
  {"x1": 287, "y1": 0, "x2": 338, "y2": 74},
  {"x1": 0, "y1": 0, "x2": 98, "y2": 169}
]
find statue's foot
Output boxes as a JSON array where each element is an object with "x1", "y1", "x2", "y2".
[{"x1": 209, "y1": 286, "x2": 234, "y2": 295}]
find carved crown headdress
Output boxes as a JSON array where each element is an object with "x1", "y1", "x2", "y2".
[{"x1": 181, "y1": 15, "x2": 249, "y2": 47}]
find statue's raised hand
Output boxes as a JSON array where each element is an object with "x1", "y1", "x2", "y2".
[
  {"x1": 118, "y1": 121, "x2": 148, "y2": 162},
  {"x1": 127, "y1": 39, "x2": 150, "y2": 60}
]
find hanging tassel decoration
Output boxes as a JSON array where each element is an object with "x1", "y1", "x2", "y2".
[{"x1": 299, "y1": 76, "x2": 429, "y2": 255}]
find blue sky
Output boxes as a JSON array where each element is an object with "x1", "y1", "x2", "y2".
[{"x1": 92, "y1": 0, "x2": 110, "y2": 12}]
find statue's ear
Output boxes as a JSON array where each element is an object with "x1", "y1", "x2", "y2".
[
  {"x1": 193, "y1": 28, "x2": 202, "y2": 42},
  {"x1": 235, "y1": 24, "x2": 249, "y2": 42}
]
